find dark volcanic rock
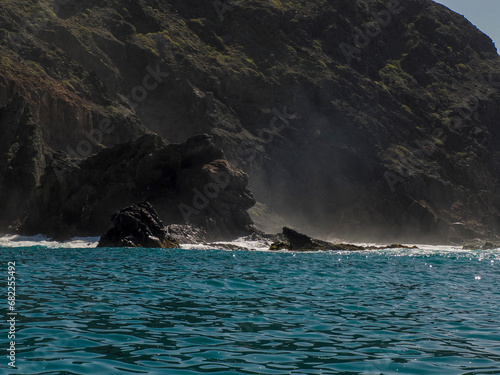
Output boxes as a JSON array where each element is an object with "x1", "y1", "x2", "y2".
[
  {"x1": 462, "y1": 241, "x2": 499, "y2": 250},
  {"x1": 274, "y1": 227, "x2": 365, "y2": 251},
  {"x1": 165, "y1": 224, "x2": 207, "y2": 244},
  {"x1": 0, "y1": 95, "x2": 46, "y2": 232},
  {"x1": 272, "y1": 228, "x2": 418, "y2": 251},
  {"x1": 21, "y1": 134, "x2": 256, "y2": 241},
  {"x1": 282, "y1": 227, "x2": 331, "y2": 251},
  {"x1": 98, "y1": 202, "x2": 179, "y2": 248},
  {"x1": 482, "y1": 242, "x2": 498, "y2": 250},
  {"x1": 269, "y1": 241, "x2": 292, "y2": 251}
]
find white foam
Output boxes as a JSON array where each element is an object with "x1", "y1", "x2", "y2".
[
  {"x1": 181, "y1": 237, "x2": 273, "y2": 251},
  {"x1": 353, "y1": 243, "x2": 465, "y2": 251},
  {"x1": 1, "y1": 234, "x2": 498, "y2": 255},
  {"x1": 0, "y1": 234, "x2": 99, "y2": 249},
  {"x1": 179, "y1": 243, "x2": 215, "y2": 250}
]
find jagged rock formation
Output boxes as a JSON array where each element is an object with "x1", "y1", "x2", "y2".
[
  {"x1": 98, "y1": 202, "x2": 179, "y2": 248},
  {"x1": 1, "y1": 0, "x2": 500, "y2": 242},
  {"x1": 21, "y1": 134, "x2": 255, "y2": 241},
  {"x1": 165, "y1": 224, "x2": 207, "y2": 244},
  {"x1": 270, "y1": 227, "x2": 418, "y2": 251},
  {"x1": 271, "y1": 227, "x2": 365, "y2": 251}
]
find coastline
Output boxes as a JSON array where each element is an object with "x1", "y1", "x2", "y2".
[{"x1": 0, "y1": 233, "x2": 488, "y2": 252}]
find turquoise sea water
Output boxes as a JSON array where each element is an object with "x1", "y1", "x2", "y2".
[{"x1": 0, "y1": 244, "x2": 499, "y2": 374}]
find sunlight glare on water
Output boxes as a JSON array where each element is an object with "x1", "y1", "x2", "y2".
[{"x1": 0, "y1": 245, "x2": 499, "y2": 374}]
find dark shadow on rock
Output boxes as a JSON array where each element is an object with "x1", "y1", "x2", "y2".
[
  {"x1": 21, "y1": 134, "x2": 256, "y2": 241},
  {"x1": 275, "y1": 227, "x2": 365, "y2": 251},
  {"x1": 270, "y1": 227, "x2": 418, "y2": 252},
  {"x1": 98, "y1": 202, "x2": 179, "y2": 248},
  {"x1": 165, "y1": 224, "x2": 207, "y2": 244}
]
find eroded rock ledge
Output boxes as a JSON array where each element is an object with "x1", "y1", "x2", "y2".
[{"x1": 96, "y1": 206, "x2": 422, "y2": 250}]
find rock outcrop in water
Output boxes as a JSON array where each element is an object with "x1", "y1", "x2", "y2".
[
  {"x1": 98, "y1": 202, "x2": 179, "y2": 248},
  {"x1": 271, "y1": 227, "x2": 365, "y2": 251},
  {"x1": 21, "y1": 134, "x2": 255, "y2": 241},
  {"x1": 1, "y1": 0, "x2": 500, "y2": 243},
  {"x1": 270, "y1": 227, "x2": 418, "y2": 251}
]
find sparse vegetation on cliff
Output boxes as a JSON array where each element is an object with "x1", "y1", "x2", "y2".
[{"x1": 1, "y1": 0, "x2": 500, "y2": 242}]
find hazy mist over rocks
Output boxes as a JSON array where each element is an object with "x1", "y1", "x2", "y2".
[{"x1": 1, "y1": 0, "x2": 500, "y2": 244}]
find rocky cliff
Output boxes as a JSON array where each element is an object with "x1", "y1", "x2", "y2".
[
  {"x1": 21, "y1": 133, "x2": 255, "y2": 240},
  {"x1": 1, "y1": 0, "x2": 500, "y2": 242}
]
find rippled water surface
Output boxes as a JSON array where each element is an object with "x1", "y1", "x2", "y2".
[{"x1": 1, "y1": 245, "x2": 499, "y2": 374}]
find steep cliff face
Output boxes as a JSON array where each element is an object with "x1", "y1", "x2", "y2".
[
  {"x1": 1, "y1": 0, "x2": 500, "y2": 242},
  {"x1": 21, "y1": 134, "x2": 255, "y2": 241},
  {"x1": 0, "y1": 94, "x2": 45, "y2": 229}
]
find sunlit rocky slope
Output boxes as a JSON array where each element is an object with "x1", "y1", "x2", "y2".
[{"x1": 1, "y1": 0, "x2": 500, "y2": 242}]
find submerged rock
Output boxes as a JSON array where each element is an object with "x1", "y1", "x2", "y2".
[{"x1": 98, "y1": 202, "x2": 179, "y2": 248}]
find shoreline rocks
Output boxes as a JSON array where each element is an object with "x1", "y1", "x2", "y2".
[
  {"x1": 98, "y1": 202, "x2": 179, "y2": 248},
  {"x1": 269, "y1": 227, "x2": 418, "y2": 252}
]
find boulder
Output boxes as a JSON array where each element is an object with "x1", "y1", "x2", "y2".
[{"x1": 98, "y1": 202, "x2": 179, "y2": 248}]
